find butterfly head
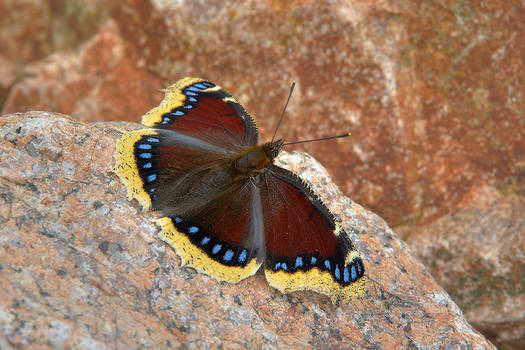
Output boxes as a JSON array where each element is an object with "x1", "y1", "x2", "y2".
[{"x1": 264, "y1": 139, "x2": 284, "y2": 160}]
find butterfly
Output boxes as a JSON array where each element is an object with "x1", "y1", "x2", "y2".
[{"x1": 114, "y1": 77, "x2": 366, "y2": 304}]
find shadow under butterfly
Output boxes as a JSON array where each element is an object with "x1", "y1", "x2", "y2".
[{"x1": 114, "y1": 77, "x2": 366, "y2": 304}]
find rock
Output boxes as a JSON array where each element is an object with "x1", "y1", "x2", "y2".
[
  {"x1": 2, "y1": 21, "x2": 163, "y2": 123},
  {"x1": 0, "y1": 55, "x2": 16, "y2": 108},
  {"x1": 0, "y1": 112, "x2": 494, "y2": 349},
  {"x1": 0, "y1": 0, "x2": 106, "y2": 63},
  {"x1": 2, "y1": 1, "x2": 524, "y2": 346},
  {"x1": 406, "y1": 185, "x2": 525, "y2": 349}
]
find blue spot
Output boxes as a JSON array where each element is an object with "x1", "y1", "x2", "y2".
[
  {"x1": 147, "y1": 174, "x2": 157, "y2": 182},
  {"x1": 149, "y1": 188, "x2": 155, "y2": 193},
  {"x1": 184, "y1": 105, "x2": 193, "y2": 109},
  {"x1": 238, "y1": 250, "x2": 247, "y2": 263},
  {"x1": 185, "y1": 91, "x2": 197, "y2": 96},
  {"x1": 138, "y1": 144, "x2": 151, "y2": 150},
  {"x1": 295, "y1": 256, "x2": 303, "y2": 268},
  {"x1": 139, "y1": 153, "x2": 152, "y2": 159},
  {"x1": 274, "y1": 262, "x2": 281, "y2": 270},
  {"x1": 223, "y1": 249, "x2": 234, "y2": 262},
  {"x1": 174, "y1": 217, "x2": 182, "y2": 223},
  {"x1": 200, "y1": 237, "x2": 210, "y2": 245},
  {"x1": 188, "y1": 226, "x2": 199, "y2": 234},
  {"x1": 162, "y1": 117, "x2": 170, "y2": 123},
  {"x1": 324, "y1": 260, "x2": 331, "y2": 270},
  {"x1": 187, "y1": 86, "x2": 200, "y2": 92},
  {"x1": 310, "y1": 257, "x2": 317, "y2": 265},
  {"x1": 188, "y1": 97, "x2": 197, "y2": 102},
  {"x1": 147, "y1": 137, "x2": 159, "y2": 143},
  {"x1": 281, "y1": 263, "x2": 288, "y2": 271},
  {"x1": 142, "y1": 162, "x2": 152, "y2": 169},
  {"x1": 335, "y1": 265, "x2": 341, "y2": 280},
  {"x1": 344, "y1": 267, "x2": 350, "y2": 283},
  {"x1": 194, "y1": 83, "x2": 207, "y2": 89},
  {"x1": 203, "y1": 81, "x2": 215, "y2": 87},
  {"x1": 351, "y1": 265, "x2": 357, "y2": 281},
  {"x1": 212, "y1": 244, "x2": 222, "y2": 254},
  {"x1": 171, "y1": 110, "x2": 185, "y2": 116}
]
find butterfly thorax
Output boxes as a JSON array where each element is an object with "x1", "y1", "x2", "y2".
[{"x1": 232, "y1": 140, "x2": 284, "y2": 177}]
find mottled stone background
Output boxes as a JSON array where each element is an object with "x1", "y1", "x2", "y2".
[{"x1": 1, "y1": 0, "x2": 524, "y2": 348}]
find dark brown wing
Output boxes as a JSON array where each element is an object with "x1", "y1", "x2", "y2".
[{"x1": 260, "y1": 165, "x2": 366, "y2": 304}]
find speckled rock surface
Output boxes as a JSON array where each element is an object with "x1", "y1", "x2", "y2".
[
  {"x1": 0, "y1": 112, "x2": 494, "y2": 349},
  {"x1": 407, "y1": 185, "x2": 525, "y2": 349}
]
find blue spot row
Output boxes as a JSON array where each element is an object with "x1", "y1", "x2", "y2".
[
  {"x1": 272, "y1": 255, "x2": 326, "y2": 272},
  {"x1": 158, "y1": 80, "x2": 215, "y2": 126},
  {"x1": 136, "y1": 136, "x2": 161, "y2": 198},
  {"x1": 170, "y1": 215, "x2": 250, "y2": 266},
  {"x1": 270, "y1": 255, "x2": 365, "y2": 285},
  {"x1": 340, "y1": 259, "x2": 363, "y2": 284}
]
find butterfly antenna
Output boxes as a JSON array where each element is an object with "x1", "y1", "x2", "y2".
[
  {"x1": 283, "y1": 133, "x2": 351, "y2": 146},
  {"x1": 271, "y1": 81, "x2": 296, "y2": 143}
]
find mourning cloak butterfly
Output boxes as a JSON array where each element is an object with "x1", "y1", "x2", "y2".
[{"x1": 114, "y1": 77, "x2": 366, "y2": 303}]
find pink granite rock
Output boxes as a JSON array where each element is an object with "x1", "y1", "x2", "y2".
[
  {"x1": 407, "y1": 185, "x2": 525, "y2": 349},
  {"x1": 2, "y1": 21, "x2": 163, "y2": 123},
  {"x1": 0, "y1": 0, "x2": 106, "y2": 63},
  {"x1": 0, "y1": 112, "x2": 494, "y2": 349}
]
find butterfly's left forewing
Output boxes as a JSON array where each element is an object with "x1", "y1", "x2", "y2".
[{"x1": 260, "y1": 165, "x2": 366, "y2": 304}]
